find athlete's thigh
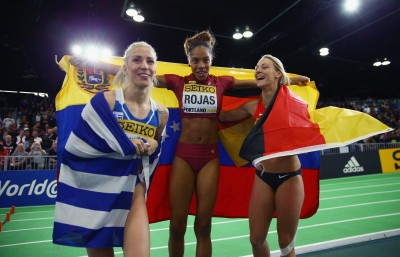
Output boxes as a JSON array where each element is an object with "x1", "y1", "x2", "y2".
[
  {"x1": 249, "y1": 174, "x2": 276, "y2": 238},
  {"x1": 195, "y1": 158, "x2": 220, "y2": 217},
  {"x1": 169, "y1": 156, "x2": 196, "y2": 216},
  {"x1": 275, "y1": 175, "x2": 304, "y2": 235},
  {"x1": 124, "y1": 184, "x2": 149, "y2": 256}
]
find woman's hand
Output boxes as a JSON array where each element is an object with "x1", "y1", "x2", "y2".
[
  {"x1": 130, "y1": 137, "x2": 159, "y2": 156},
  {"x1": 144, "y1": 138, "x2": 158, "y2": 156}
]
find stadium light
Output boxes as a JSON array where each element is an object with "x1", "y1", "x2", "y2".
[
  {"x1": 71, "y1": 44, "x2": 113, "y2": 59},
  {"x1": 319, "y1": 47, "x2": 329, "y2": 56},
  {"x1": 344, "y1": 0, "x2": 360, "y2": 13},
  {"x1": 125, "y1": 3, "x2": 138, "y2": 17},
  {"x1": 233, "y1": 26, "x2": 253, "y2": 39}
]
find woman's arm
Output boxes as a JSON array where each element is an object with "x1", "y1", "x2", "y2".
[
  {"x1": 144, "y1": 104, "x2": 169, "y2": 156},
  {"x1": 289, "y1": 75, "x2": 310, "y2": 86},
  {"x1": 232, "y1": 75, "x2": 310, "y2": 88},
  {"x1": 233, "y1": 79, "x2": 257, "y2": 88},
  {"x1": 155, "y1": 75, "x2": 167, "y2": 88},
  {"x1": 219, "y1": 100, "x2": 255, "y2": 122}
]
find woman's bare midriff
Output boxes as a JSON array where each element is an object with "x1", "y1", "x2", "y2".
[
  {"x1": 258, "y1": 155, "x2": 301, "y2": 173},
  {"x1": 179, "y1": 118, "x2": 218, "y2": 144}
]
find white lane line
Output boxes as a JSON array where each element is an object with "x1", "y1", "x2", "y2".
[
  {"x1": 320, "y1": 182, "x2": 400, "y2": 193},
  {"x1": 240, "y1": 228, "x2": 400, "y2": 257},
  {"x1": 321, "y1": 189, "x2": 400, "y2": 200}
]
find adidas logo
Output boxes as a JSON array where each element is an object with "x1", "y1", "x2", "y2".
[{"x1": 343, "y1": 156, "x2": 364, "y2": 173}]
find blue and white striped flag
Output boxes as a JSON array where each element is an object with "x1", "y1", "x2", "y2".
[{"x1": 53, "y1": 92, "x2": 158, "y2": 247}]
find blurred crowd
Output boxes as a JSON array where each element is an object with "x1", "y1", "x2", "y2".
[
  {"x1": 0, "y1": 93, "x2": 57, "y2": 170},
  {"x1": 0, "y1": 93, "x2": 399, "y2": 170},
  {"x1": 318, "y1": 97, "x2": 400, "y2": 143}
]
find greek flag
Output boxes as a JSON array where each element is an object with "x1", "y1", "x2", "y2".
[{"x1": 53, "y1": 92, "x2": 158, "y2": 247}]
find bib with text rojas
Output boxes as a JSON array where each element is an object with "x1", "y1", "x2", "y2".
[
  {"x1": 182, "y1": 82, "x2": 217, "y2": 114},
  {"x1": 117, "y1": 119, "x2": 157, "y2": 140}
]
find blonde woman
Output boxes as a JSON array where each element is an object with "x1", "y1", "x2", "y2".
[
  {"x1": 220, "y1": 55, "x2": 303, "y2": 257},
  {"x1": 53, "y1": 41, "x2": 169, "y2": 257}
]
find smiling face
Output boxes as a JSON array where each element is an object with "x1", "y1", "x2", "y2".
[
  {"x1": 254, "y1": 57, "x2": 281, "y2": 89},
  {"x1": 123, "y1": 46, "x2": 156, "y2": 88},
  {"x1": 188, "y1": 46, "x2": 212, "y2": 82}
]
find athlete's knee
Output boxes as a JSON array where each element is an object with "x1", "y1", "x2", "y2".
[
  {"x1": 279, "y1": 235, "x2": 296, "y2": 256},
  {"x1": 249, "y1": 233, "x2": 266, "y2": 249},
  {"x1": 194, "y1": 219, "x2": 211, "y2": 238},
  {"x1": 169, "y1": 221, "x2": 187, "y2": 239}
]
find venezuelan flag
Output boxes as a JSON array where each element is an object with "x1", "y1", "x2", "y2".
[{"x1": 55, "y1": 55, "x2": 339, "y2": 222}]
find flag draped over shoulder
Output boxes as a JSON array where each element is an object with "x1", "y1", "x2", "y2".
[
  {"x1": 54, "y1": 92, "x2": 144, "y2": 247},
  {"x1": 239, "y1": 84, "x2": 393, "y2": 167}
]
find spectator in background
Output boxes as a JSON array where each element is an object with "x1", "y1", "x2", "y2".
[
  {"x1": 42, "y1": 127, "x2": 54, "y2": 152},
  {"x1": 34, "y1": 111, "x2": 41, "y2": 123},
  {"x1": 3, "y1": 134, "x2": 16, "y2": 155},
  {"x1": 17, "y1": 114, "x2": 30, "y2": 129},
  {"x1": 31, "y1": 130, "x2": 43, "y2": 146},
  {"x1": 47, "y1": 140, "x2": 57, "y2": 169},
  {"x1": 40, "y1": 112, "x2": 50, "y2": 130},
  {"x1": 47, "y1": 111, "x2": 57, "y2": 128},
  {"x1": 2, "y1": 112, "x2": 16, "y2": 130},
  {"x1": 23, "y1": 127, "x2": 30, "y2": 139},
  {"x1": 16, "y1": 130, "x2": 26, "y2": 145},
  {"x1": 49, "y1": 126, "x2": 57, "y2": 141},
  {"x1": 28, "y1": 141, "x2": 46, "y2": 169},
  {"x1": 24, "y1": 136, "x2": 35, "y2": 152},
  {"x1": 6, "y1": 123, "x2": 18, "y2": 139},
  {"x1": 0, "y1": 123, "x2": 4, "y2": 143},
  {"x1": 0, "y1": 142, "x2": 10, "y2": 170},
  {"x1": 10, "y1": 143, "x2": 28, "y2": 170}
]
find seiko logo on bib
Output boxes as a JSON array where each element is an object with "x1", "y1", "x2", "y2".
[{"x1": 182, "y1": 83, "x2": 217, "y2": 114}]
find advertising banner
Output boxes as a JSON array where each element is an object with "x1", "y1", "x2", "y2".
[
  {"x1": 379, "y1": 148, "x2": 400, "y2": 173},
  {"x1": 0, "y1": 170, "x2": 57, "y2": 208},
  {"x1": 320, "y1": 151, "x2": 381, "y2": 179}
]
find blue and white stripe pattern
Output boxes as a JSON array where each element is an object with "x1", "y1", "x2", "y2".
[{"x1": 53, "y1": 92, "x2": 158, "y2": 248}]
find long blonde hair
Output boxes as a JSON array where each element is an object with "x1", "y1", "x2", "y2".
[
  {"x1": 260, "y1": 54, "x2": 290, "y2": 86},
  {"x1": 112, "y1": 41, "x2": 158, "y2": 87}
]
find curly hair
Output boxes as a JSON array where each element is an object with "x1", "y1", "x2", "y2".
[{"x1": 183, "y1": 30, "x2": 216, "y2": 59}]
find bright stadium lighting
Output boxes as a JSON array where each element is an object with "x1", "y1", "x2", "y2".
[
  {"x1": 319, "y1": 47, "x2": 329, "y2": 56},
  {"x1": 72, "y1": 45, "x2": 83, "y2": 55},
  {"x1": 242, "y1": 26, "x2": 253, "y2": 38},
  {"x1": 100, "y1": 48, "x2": 113, "y2": 58},
  {"x1": 126, "y1": 3, "x2": 138, "y2": 17},
  {"x1": 84, "y1": 46, "x2": 100, "y2": 60},
  {"x1": 344, "y1": 0, "x2": 360, "y2": 13},
  {"x1": 233, "y1": 28, "x2": 243, "y2": 40},
  {"x1": 373, "y1": 61, "x2": 382, "y2": 67},
  {"x1": 381, "y1": 58, "x2": 391, "y2": 65},
  {"x1": 133, "y1": 14, "x2": 145, "y2": 22}
]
